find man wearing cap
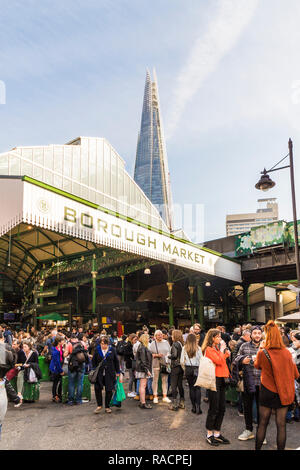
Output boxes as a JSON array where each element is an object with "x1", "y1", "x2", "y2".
[{"x1": 234, "y1": 326, "x2": 264, "y2": 442}]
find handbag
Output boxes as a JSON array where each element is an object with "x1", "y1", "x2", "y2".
[
  {"x1": 88, "y1": 356, "x2": 105, "y2": 384},
  {"x1": 195, "y1": 354, "x2": 216, "y2": 391},
  {"x1": 237, "y1": 378, "x2": 244, "y2": 392},
  {"x1": 187, "y1": 355, "x2": 199, "y2": 377},
  {"x1": 155, "y1": 341, "x2": 171, "y2": 375},
  {"x1": 28, "y1": 367, "x2": 38, "y2": 384}
]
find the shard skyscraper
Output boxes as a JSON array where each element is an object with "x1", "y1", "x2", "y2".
[{"x1": 134, "y1": 69, "x2": 173, "y2": 230}]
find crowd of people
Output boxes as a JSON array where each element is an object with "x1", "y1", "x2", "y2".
[{"x1": 0, "y1": 320, "x2": 299, "y2": 450}]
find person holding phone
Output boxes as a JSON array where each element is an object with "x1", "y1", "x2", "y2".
[
  {"x1": 234, "y1": 326, "x2": 263, "y2": 442},
  {"x1": 202, "y1": 329, "x2": 231, "y2": 446}
]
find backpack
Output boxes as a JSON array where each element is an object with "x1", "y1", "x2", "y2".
[
  {"x1": 68, "y1": 344, "x2": 87, "y2": 372},
  {"x1": 116, "y1": 340, "x2": 126, "y2": 356}
]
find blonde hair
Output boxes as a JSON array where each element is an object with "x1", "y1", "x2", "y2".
[{"x1": 139, "y1": 334, "x2": 149, "y2": 348}]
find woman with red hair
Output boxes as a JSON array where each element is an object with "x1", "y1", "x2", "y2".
[{"x1": 254, "y1": 321, "x2": 299, "y2": 450}]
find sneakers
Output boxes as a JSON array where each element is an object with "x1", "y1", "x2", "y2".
[
  {"x1": 238, "y1": 430, "x2": 255, "y2": 441},
  {"x1": 133, "y1": 395, "x2": 140, "y2": 400},
  {"x1": 127, "y1": 392, "x2": 136, "y2": 398},
  {"x1": 214, "y1": 434, "x2": 230, "y2": 445},
  {"x1": 153, "y1": 397, "x2": 159, "y2": 404},
  {"x1": 162, "y1": 397, "x2": 171, "y2": 403},
  {"x1": 206, "y1": 435, "x2": 219, "y2": 447},
  {"x1": 94, "y1": 406, "x2": 102, "y2": 414}
]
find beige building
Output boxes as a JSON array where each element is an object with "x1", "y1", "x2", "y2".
[{"x1": 226, "y1": 198, "x2": 278, "y2": 236}]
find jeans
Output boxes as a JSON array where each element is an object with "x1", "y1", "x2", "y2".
[
  {"x1": 68, "y1": 368, "x2": 85, "y2": 403},
  {"x1": 170, "y1": 366, "x2": 184, "y2": 400},
  {"x1": 52, "y1": 373, "x2": 62, "y2": 399},
  {"x1": 185, "y1": 366, "x2": 201, "y2": 406},
  {"x1": 242, "y1": 386, "x2": 260, "y2": 432},
  {"x1": 136, "y1": 377, "x2": 153, "y2": 395},
  {"x1": 147, "y1": 377, "x2": 153, "y2": 395}
]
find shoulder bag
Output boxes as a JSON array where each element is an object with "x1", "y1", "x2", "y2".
[
  {"x1": 155, "y1": 341, "x2": 171, "y2": 375},
  {"x1": 194, "y1": 352, "x2": 216, "y2": 391},
  {"x1": 88, "y1": 354, "x2": 106, "y2": 384},
  {"x1": 24, "y1": 352, "x2": 38, "y2": 383}
]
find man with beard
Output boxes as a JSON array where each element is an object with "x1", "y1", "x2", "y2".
[
  {"x1": 234, "y1": 326, "x2": 265, "y2": 442},
  {"x1": 192, "y1": 323, "x2": 205, "y2": 347}
]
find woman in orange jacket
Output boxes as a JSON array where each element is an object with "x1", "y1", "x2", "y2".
[
  {"x1": 202, "y1": 329, "x2": 231, "y2": 447},
  {"x1": 254, "y1": 321, "x2": 299, "y2": 450}
]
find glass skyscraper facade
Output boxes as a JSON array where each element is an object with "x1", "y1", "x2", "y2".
[{"x1": 134, "y1": 70, "x2": 173, "y2": 229}]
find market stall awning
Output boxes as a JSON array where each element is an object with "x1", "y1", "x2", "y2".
[
  {"x1": 36, "y1": 313, "x2": 67, "y2": 321},
  {"x1": 277, "y1": 312, "x2": 300, "y2": 322}
]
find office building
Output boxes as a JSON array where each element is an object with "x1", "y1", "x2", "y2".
[{"x1": 226, "y1": 198, "x2": 278, "y2": 236}]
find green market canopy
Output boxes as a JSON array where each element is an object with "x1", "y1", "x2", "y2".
[{"x1": 36, "y1": 313, "x2": 67, "y2": 321}]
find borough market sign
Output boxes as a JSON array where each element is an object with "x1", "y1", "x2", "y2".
[{"x1": 0, "y1": 178, "x2": 242, "y2": 283}]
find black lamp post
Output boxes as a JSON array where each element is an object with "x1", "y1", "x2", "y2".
[{"x1": 255, "y1": 139, "x2": 300, "y2": 297}]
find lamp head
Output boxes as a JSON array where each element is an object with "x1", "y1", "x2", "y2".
[{"x1": 255, "y1": 169, "x2": 275, "y2": 191}]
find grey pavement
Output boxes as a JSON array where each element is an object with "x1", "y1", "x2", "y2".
[{"x1": 0, "y1": 378, "x2": 299, "y2": 451}]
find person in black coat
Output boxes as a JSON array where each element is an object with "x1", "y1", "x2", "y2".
[
  {"x1": 92, "y1": 336, "x2": 120, "y2": 413},
  {"x1": 124, "y1": 334, "x2": 138, "y2": 397},
  {"x1": 135, "y1": 334, "x2": 153, "y2": 409},
  {"x1": 168, "y1": 330, "x2": 185, "y2": 411}
]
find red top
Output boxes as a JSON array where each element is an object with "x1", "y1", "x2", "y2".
[
  {"x1": 254, "y1": 348, "x2": 299, "y2": 406},
  {"x1": 205, "y1": 346, "x2": 230, "y2": 378}
]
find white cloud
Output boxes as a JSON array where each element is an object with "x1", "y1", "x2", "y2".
[{"x1": 166, "y1": 0, "x2": 259, "y2": 139}]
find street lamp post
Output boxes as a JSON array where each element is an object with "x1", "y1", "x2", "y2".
[{"x1": 255, "y1": 139, "x2": 300, "y2": 298}]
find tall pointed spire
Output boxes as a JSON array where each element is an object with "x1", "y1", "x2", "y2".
[{"x1": 134, "y1": 69, "x2": 173, "y2": 230}]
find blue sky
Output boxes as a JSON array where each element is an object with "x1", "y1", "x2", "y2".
[{"x1": 1, "y1": 0, "x2": 300, "y2": 241}]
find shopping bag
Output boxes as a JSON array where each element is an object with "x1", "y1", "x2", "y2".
[
  {"x1": 110, "y1": 391, "x2": 121, "y2": 407},
  {"x1": 194, "y1": 356, "x2": 216, "y2": 391},
  {"x1": 115, "y1": 377, "x2": 126, "y2": 402}
]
